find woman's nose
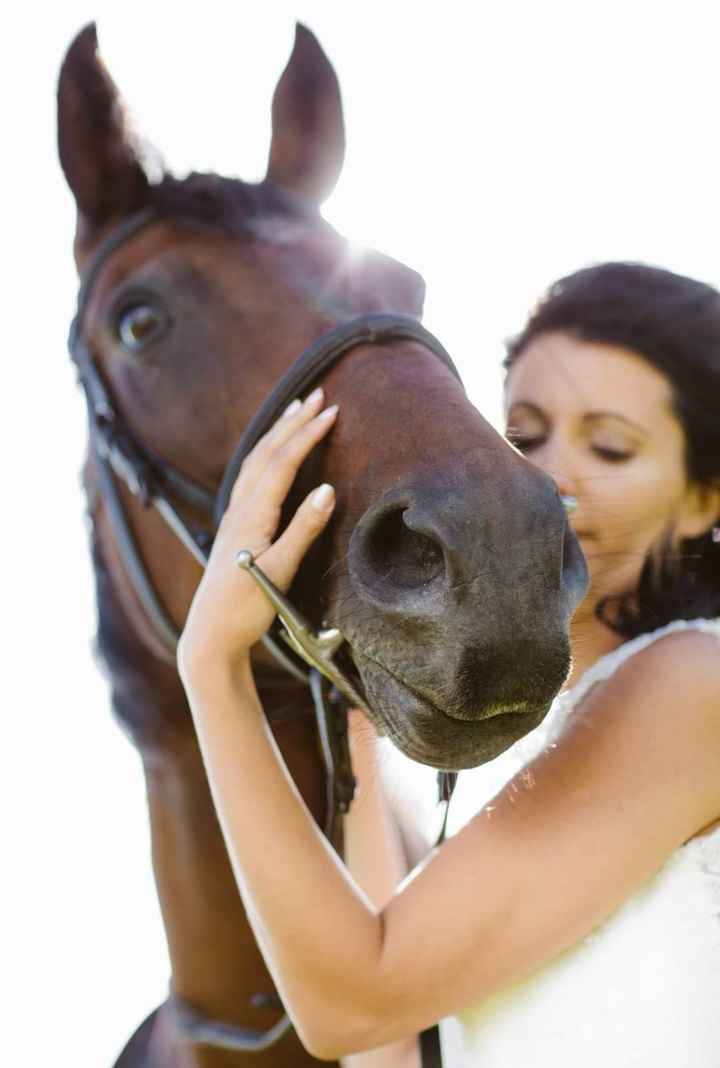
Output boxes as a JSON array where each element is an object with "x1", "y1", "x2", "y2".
[
  {"x1": 527, "y1": 437, "x2": 566, "y2": 481},
  {"x1": 526, "y1": 441, "x2": 578, "y2": 504}
]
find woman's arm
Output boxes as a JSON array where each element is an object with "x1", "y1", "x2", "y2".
[
  {"x1": 179, "y1": 395, "x2": 720, "y2": 1059},
  {"x1": 343, "y1": 711, "x2": 411, "y2": 909},
  {"x1": 341, "y1": 713, "x2": 420, "y2": 1068},
  {"x1": 183, "y1": 634, "x2": 720, "y2": 1058}
]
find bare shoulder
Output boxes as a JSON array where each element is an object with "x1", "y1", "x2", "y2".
[
  {"x1": 594, "y1": 625, "x2": 720, "y2": 727},
  {"x1": 569, "y1": 626, "x2": 720, "y2": 828},
  {"x1": 631, "y1": 623, "x2": 720, "y2": 668}
]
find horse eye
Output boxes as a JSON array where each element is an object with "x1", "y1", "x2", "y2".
[{"x1": 117, "y1": 303, "x2": 166, "y2": 352}]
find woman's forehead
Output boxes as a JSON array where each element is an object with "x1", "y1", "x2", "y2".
[{"x1": 505, "y1": 331, "x2": 675, "y2": 423}]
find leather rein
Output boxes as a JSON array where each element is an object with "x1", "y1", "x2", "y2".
[{"x1": 69, "y1": 207, "x2": 457, "y2": 1064}]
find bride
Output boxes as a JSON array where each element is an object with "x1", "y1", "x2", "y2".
[{"x1": 178, "y1": 261, "x2": 720, "y2": 1067}]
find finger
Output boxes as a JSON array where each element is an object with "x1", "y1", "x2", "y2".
[
  {"x1": 254, "y1": 405, "x2": 339, "y2": 510},
  {"x1": 231, "y1": 388, "x2": 326, "y2": 500},
  {"x1": 256, "y1": 483, "x2": 336, "y2": 591},
  {"x1": 262, "y1": 386, "x2": 327, "y2": 456}
]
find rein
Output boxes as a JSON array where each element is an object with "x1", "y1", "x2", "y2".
[{"x1": 69, "y1": 207, "x2": 456, "y2": 1064}]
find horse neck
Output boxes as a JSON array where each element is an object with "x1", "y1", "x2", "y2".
[
  {"x1": 143, "y1": 710, "x2": 326, "y2": 1068},
  {"x1": 90, "y1": 500, "x2": 330, "y2": 1067}
]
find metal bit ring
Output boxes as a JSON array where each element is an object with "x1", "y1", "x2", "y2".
[{"x1": 235, "y1": 549, "x2": 366, "y2": 710}]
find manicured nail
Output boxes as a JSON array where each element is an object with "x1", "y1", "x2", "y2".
[
  {"x1": 305, "y1": 387, "x2": 324, "y2": 406},
  {"x1": 283, "y1": 398, "x2": 302, "y2": 417},
  {"x1": 318, "y1": 404, "x2": 339, "y2": 420},
  {"x1": 311, "y1": 483, "x2": 335, "y2": 510}
]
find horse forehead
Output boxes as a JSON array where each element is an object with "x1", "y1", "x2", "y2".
[
  {"x1": 108, "y1": 220, "x2": 328, "y2": 295},
  {"x1": 81, "y1": 230, "x2": 261, "y2": 328},
  {"x1": 245, "y1": 215, "x2": 351, "y2": 281},
  {"x1": 245, "y1": 214, "x2": 316, "y2": 244},
  {"x1": 245, "y1": 217, "x2": 425, "y2": 317},
  {"x1": 79, "y1": 224, "x2": 225, "y2": 309},
  {"x1": 81, "y1": 210, "x2": 411, "y2": 317}
]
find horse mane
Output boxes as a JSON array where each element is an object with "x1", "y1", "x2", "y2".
[{"x1": 146, "y1": 171, "x2": 316, "y2": 234}]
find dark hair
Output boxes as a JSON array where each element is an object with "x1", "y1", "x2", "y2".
[{"x1": 504, "y1": 261, "x2": 720, "y2": 638}]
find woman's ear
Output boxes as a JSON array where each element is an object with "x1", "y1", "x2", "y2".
[{"x1": 677, "y1": 482, "x2": 720, "y2": 541}]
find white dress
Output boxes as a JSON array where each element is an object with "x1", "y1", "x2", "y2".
[{"x1": 437, "y1": 618, "x2": 720, "y2": 1068}]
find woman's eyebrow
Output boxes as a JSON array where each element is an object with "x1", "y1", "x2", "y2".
[{"x1": 583, "y1": 411, "x2": 649, "y2": 435}]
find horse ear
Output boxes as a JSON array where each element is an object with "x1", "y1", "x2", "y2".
[
  {"x1": 265, "y1": 23, "x2": 346, "y2": 204},
  {"x1": 57, "y1": 23, "x2": 149, "y2": 240}
]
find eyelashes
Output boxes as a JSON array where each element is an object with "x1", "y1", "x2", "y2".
[
  {"x1": 592, "y1": 446, "x2": 634, "y2": 463},
  {"x1": 505, "y1": 432, "x2": 540, "y2": 451},
  {"x1": 505, "y1": 434, "x2": 634, "y2": 464}
]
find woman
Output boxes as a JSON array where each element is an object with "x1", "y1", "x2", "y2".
[{"x1": 178, "y1": 262, "x2": 720, "y2": 1066}]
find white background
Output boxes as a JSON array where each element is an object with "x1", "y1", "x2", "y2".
[{"x1": 5, "y1": 2, "x2": 720, "y2": 1064}]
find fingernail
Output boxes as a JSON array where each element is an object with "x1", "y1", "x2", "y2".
[
  {"x1": 318, "y1": 404, "x2": 339, "y2": 420},
  {"x1": 283, "y1": 398, "x2": 302, "y2": 418},
  {"x1": 311, "y1": 483, "x2": 335, "y2": 510},
  {"x1": 305, "y1": 387, "x2": 324, "y2": 406}
]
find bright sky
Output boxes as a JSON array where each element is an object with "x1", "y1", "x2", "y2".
[{"x1": 6, "y1": 2, "x2": 720, "y2": 1064}]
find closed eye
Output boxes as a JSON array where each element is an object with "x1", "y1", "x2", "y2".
[
  {"x1": 592, "y1": 446, "x2": 634, "y2": 463},
  {"x1": 505, "y1": 433, "x2": 543, "y2": 452}
]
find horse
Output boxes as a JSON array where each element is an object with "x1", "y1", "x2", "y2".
[{"x1": 58, "y1": 21, "x2": 586, "y2": 1068}]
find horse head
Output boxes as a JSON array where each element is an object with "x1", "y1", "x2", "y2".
[{"x1": 58, "y1": 23, "x2": 587, "y2": 773}]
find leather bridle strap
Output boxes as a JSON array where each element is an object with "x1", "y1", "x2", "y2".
[
  {"x1": 170, "y1": 999, "x2": 292, "y2": 1053},
  {"x1": 214, "y1": 313, "x2": 463, "y2": 525}
]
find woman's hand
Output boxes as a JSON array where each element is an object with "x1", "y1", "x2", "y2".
[{"x1": 178, "y1": 387, "x2": 338, "y2": 684}]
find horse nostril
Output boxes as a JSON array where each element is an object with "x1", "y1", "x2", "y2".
[{"x1": 365, "y1": 507, "x2": 445, "y2": 589}]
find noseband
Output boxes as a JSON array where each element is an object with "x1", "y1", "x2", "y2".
[{"x1": 69, "y1": 207, "x2": 457, "y2": 1064}]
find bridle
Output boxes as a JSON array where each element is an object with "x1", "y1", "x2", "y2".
[
  {"x1": 69, "y1": 206, "x2": 457, "y2": 1065},
  {"x1": 71, "y1": 206, "x2": 454, "y2": 1065}
]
